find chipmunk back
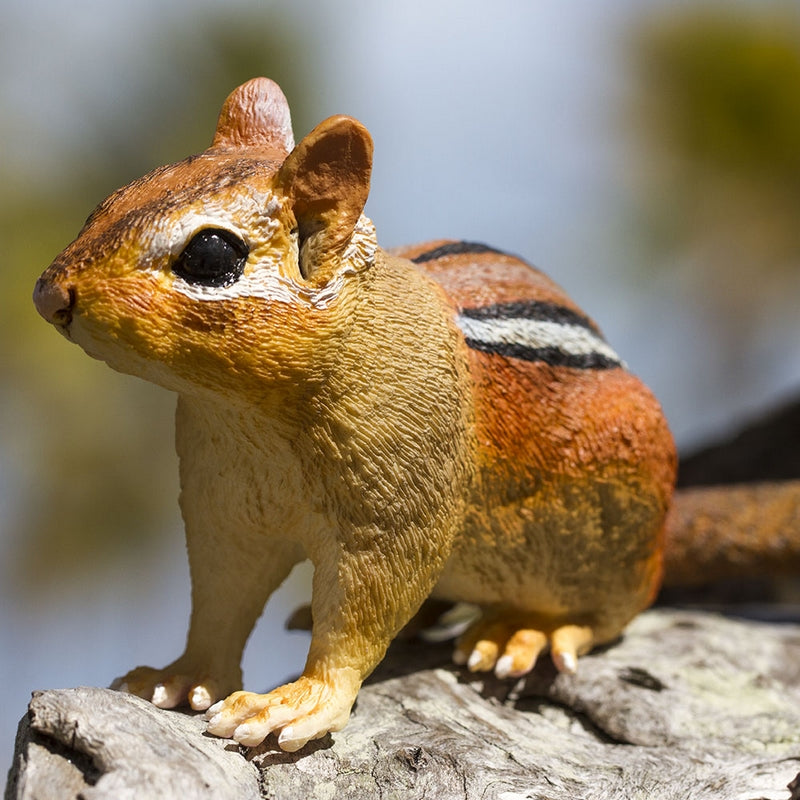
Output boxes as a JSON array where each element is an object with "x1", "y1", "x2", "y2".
[{"x1": 33, "y1": 78, "x2": 794, "y2": 753}]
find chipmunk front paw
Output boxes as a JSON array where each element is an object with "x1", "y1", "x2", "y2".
[
  {"x1": 205, "y1": 670, "x2": 360, "y2": 752},
  {"x1": 111, "y1": 661, "x2": 241, "y2": 711}
]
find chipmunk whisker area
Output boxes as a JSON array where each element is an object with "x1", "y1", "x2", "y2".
[{"x1": 31, "y1": 76, "x2": 800, "y2": 753}]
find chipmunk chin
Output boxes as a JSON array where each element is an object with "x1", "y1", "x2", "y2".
[
  {"x1": 64, "y1": 315, "x2": 119, "y2": 365},
  {"x1": 51, "y1": 320, "x2": 73, "y2": 343}
]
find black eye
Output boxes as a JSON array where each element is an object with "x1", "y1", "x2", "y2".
[{"x1": 172, "y1": 229, "x2": 248, "y2": 287}]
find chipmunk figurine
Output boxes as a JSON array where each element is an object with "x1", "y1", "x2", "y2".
[{"x1": 33, "y1": 78, "x2": 800, "y2": 752}]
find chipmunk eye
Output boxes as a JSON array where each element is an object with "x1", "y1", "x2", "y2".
[{"x1": 172, "y1": 228, "x2": 248, "y2": 287}]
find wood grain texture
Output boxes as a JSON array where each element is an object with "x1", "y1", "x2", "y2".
[{"x1": 6, "y1": 609, "x2": 800, "y2": 800}]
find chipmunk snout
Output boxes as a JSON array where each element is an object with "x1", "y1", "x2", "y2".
[{"x1": 33, "y1": 276, "x2": 74, "y2": 326}]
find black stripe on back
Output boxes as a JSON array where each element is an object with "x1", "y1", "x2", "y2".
[
  {"x1": 411, "y1": 241, "x2": 507, "y2": 264},
  {"x1": 464, "y1": 339, "x2": 621, "y2": 370},
  {"x1": 460, "y1": 300, "x2": 602, "y2": 336}
]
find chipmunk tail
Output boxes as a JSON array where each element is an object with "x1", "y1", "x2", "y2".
[{"x1": 662, "y1": 481, "x2": 800, "y2": 586}]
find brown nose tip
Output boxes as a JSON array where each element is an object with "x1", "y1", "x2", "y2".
[{"x1": 33, "y1": 277, "x2": 74, "y2": 325}]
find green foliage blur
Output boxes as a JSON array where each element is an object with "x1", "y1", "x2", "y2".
[
  {"x1": 629, "y1": 6, "x2": 800, "y2": 319},
  {"x1": 1, "y1": 8, "x2": 314, "y2": 598}
]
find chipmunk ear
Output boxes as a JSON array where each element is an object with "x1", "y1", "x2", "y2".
[
  {"x1": 212, "y1": 77, "x2": 295, "y2": 154},
  {"x1": 277, "y1": 115, "x2": 373, "y2": 278}
]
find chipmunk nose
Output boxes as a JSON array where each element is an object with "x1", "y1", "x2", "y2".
[{"x1": 33, "y1": 276, "x2": 74, "y2": 326}]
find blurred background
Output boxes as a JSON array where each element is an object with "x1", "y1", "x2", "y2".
[{"x1": 2, "y1": 0, "x2": 800, "y2": 775}]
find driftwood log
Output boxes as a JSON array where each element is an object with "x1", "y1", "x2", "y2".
[
  {"x1": 5, "y1": 609, "x2": 800, "y2": 800},
  {"x1": 7, "y1": 399, "x2": 800, "y2": 799}
]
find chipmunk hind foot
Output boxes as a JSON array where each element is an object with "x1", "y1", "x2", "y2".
[{"x1": 453, "y1": 611, "x2": 595, "y2": 678}]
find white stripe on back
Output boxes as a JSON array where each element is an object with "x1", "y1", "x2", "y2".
[{"x1": 456, "y1": 315, "x2": 623, "y2": 365}]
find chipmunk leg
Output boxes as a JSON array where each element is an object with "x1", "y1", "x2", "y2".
[
  {"x1": 114, "y1": 527, "x2": 303, "y2": 712},
  {"x1": 206, "y1": 521, "x2": 451, "y2": 751}
]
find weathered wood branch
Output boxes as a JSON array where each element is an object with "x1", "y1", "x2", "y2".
[{"x1": 6, "y1": 609, "x2": 800, "y2": 800}]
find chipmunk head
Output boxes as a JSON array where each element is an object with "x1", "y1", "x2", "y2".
[{"x1": 33, "y1": 78, "x2": 375, "y2": 399}]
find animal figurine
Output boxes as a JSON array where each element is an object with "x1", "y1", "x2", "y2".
[{"x1": 33, "y1": 78, "x2": 800, "y2": 752}]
